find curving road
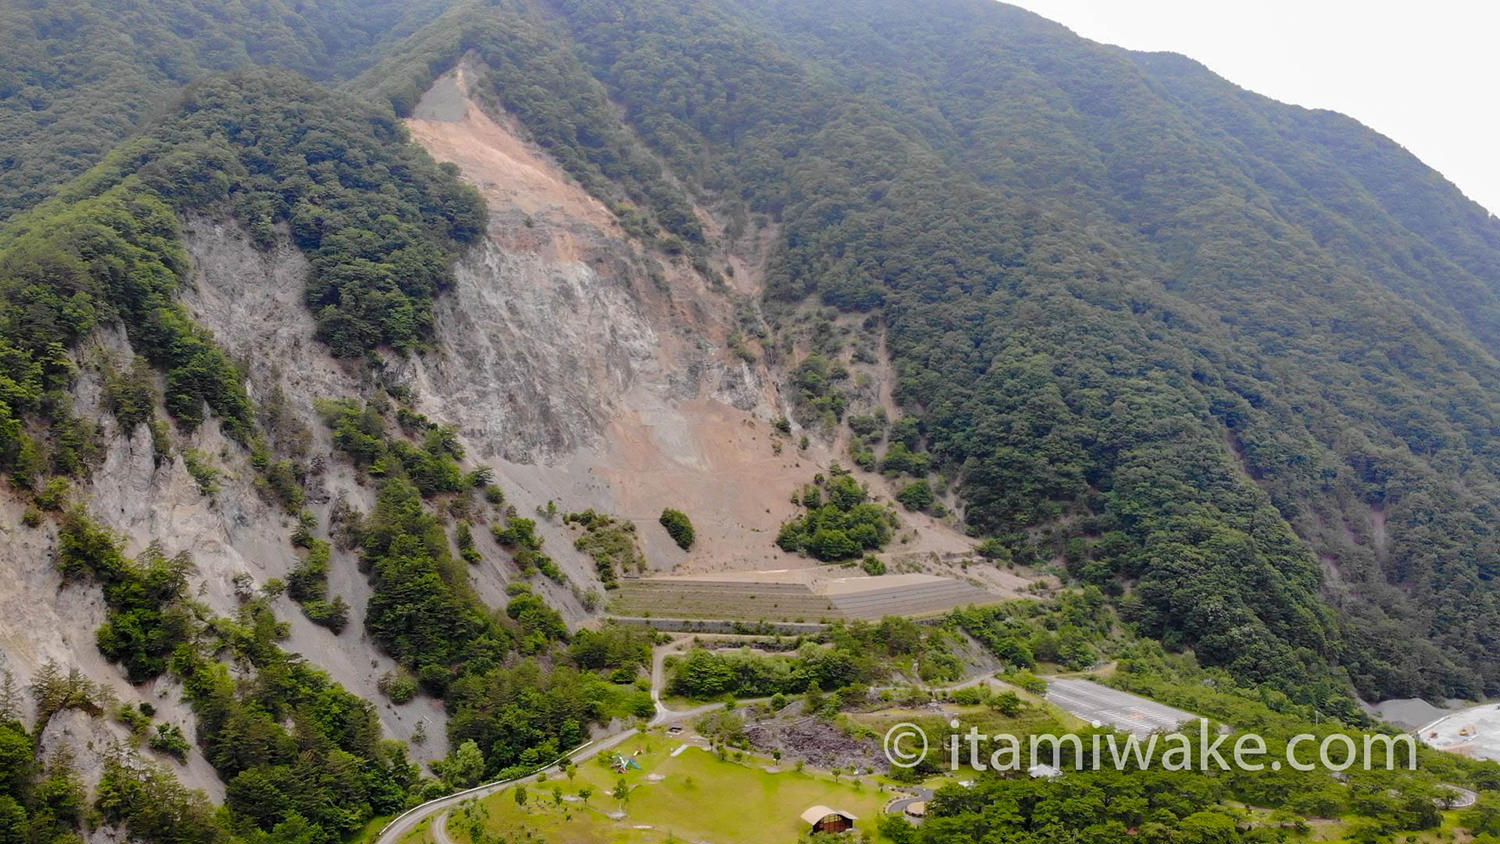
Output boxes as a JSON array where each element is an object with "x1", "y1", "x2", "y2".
[
  {"x1": 430, "y1": 807, "x2": 454, "y2": 844},
  {"x1": 885, "y1": 786, "x2": 935, "y2": 816},
  {"x1": 1439, "y1": 785, "x2": 1478, "y2": 810},
  {"x1": 374, "y1": 729, "x2": 639, "y2": 844}
]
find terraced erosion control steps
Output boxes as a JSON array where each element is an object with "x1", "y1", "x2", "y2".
[{"x1": 608, "y1": 567, "x2": 1003, "y2": 622}]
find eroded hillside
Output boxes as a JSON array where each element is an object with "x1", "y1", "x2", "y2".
[{"x1": 0, "y1": 62, "x2": 997, "y2": 791}]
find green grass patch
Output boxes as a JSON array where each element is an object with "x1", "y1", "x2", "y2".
[
  {"x1": 427, "y1": 732, "x2": 894, "y2": 844},
  {"x1": 347, "y1": 813, "x2": 394, "y2": 844}
]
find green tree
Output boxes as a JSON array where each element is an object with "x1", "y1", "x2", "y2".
[
  {"x1": 445, "y1": 740, "x2": 486, "y2": 789},
  {"x1": 611, "y1": 777, "x2": 630, "y2": 806},
  {"x1": 658, "y1": 508, "x2": 695, "y2": 550}
]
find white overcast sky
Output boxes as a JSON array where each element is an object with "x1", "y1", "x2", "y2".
[{"x1": 1004, "y1": 0, "x2": 1500, "y2": 218}]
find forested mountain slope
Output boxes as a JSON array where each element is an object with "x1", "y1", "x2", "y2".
[
  {"x1": 517, "y1": 0, "x2": 1500, "y2": 701},
  {"x1": 0, "y1": 0, "x2": 450, "y2": 219}
]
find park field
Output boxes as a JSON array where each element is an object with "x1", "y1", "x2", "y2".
[{"x1": 405, "y1": 731, "x2": 895, "y2": 844}]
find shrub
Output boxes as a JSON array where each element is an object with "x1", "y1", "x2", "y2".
[
  {"x1": 456, "y1": 520, "x2": 482, "y2": 564},
  {"x1": 258, "y1": 459, "x2": 305, "y2": 513},
  {"x1": 990, "y1": 691, "x2": 1024, "y2": 717},
  {"x1": 104, "y1": 358, "x2": 157, "y2": 432},
  {"x1": 776, "y1": 466, "x2": 896, "y2": 561},
  {"x1": 895, "y1": 480, "x2": 934, "y2": 512},
  {"x1": 847, "y1": 412, "x2": 887, "y2": 439},
  {"x1": 34, "y1": 477, "x2": 71, "y2": 511},
  {"x1": 287, "y1": 541, "x2": 330, "y2": 603},
  {"x1": 181, "y1": 450, "x2": 220, "y2": 497},
  {"x1": 565, "y1": 511, "x2": 644, "y2": 587},
  {"x1": 378, "y1": 670, "x2": 420, "y2": 705},
  {"x1": 301, "y1": 598, "x2": 349, "y2": 634},
  {"x1": 1008, "y1": 670, "x2": 1048, "y2": 696},
  {"x1": 149, "y1": 723, "x2": 190, "y2": 762},
  {"x1": 658, "y1": 508, "x2": 695, "y2": 550},
  {"x1": 879, "y1": 442, "x2": 931, "y2": 476},
  {"x1": 976, "y1": 537, "x2": 1011, "y2": 561},
  {"x1": 492, "y1": 517, "x2": 564, "y2": 581}
]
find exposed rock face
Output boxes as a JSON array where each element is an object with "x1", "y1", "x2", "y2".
[
  {"x1": 176, "y1": 218, "x2": 450, "y2": 759},
  {"x1": 400, "y1": 62, "x2": 776, "y2": 464},
  {"x1": 410, "y1": 241, "x2": 661, "y2": 462},
  {"x1": 36, "y1": 708, "x2": 226, "y2": 804}
]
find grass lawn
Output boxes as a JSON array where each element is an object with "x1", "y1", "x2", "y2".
[
  {"x1": 1290, "y1": 814, "x2": 1472, "y2": 843},
  {"x1": 347, "y1": 813, "x2": 394, "y2": 844},
  {"x1": 416, "y1": 731, "x2": 896, "y2": 844}
]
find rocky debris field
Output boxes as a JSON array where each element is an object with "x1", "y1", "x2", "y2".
[{"x1": 745, "y1": 714, "x2": 888, "y2": 774}]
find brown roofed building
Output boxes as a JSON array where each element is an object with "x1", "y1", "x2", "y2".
[{"x1": 800, "y1": 805, "x2": 857, "y2": 834}]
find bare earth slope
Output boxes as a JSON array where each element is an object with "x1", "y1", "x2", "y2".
[{"x1": 400, "y1": 64, "x2": 986, "y2": 574}]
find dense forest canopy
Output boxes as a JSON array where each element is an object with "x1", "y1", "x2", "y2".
[{"x1": 0, "y1": 0, "x2": 450, "y2": 219}]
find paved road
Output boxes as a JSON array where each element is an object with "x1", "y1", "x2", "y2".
[
  {"x1": 374, "y1": 729, "x2": 638, "y2": 844},
  {"x1": 1440, "y1": 785, "x2": 1478, "y2": 809},
  {"x1": 886, "y1": 786, "x2": 934, "y2": 816},
  {"x1": 1044, "y1": 678, "x2": 1199, "y2": 736}
]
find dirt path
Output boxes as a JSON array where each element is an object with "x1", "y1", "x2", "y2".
[
  {"x1": 649, "y1": 634, "x2": 796, "y2": 723},
  {"x1": 431, "y1": 809, "x2": 455, "y2": 844}
]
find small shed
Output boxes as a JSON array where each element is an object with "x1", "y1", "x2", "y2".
[{"x1": 801, "y1": 805, "x2": 857, "y2": 834}]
